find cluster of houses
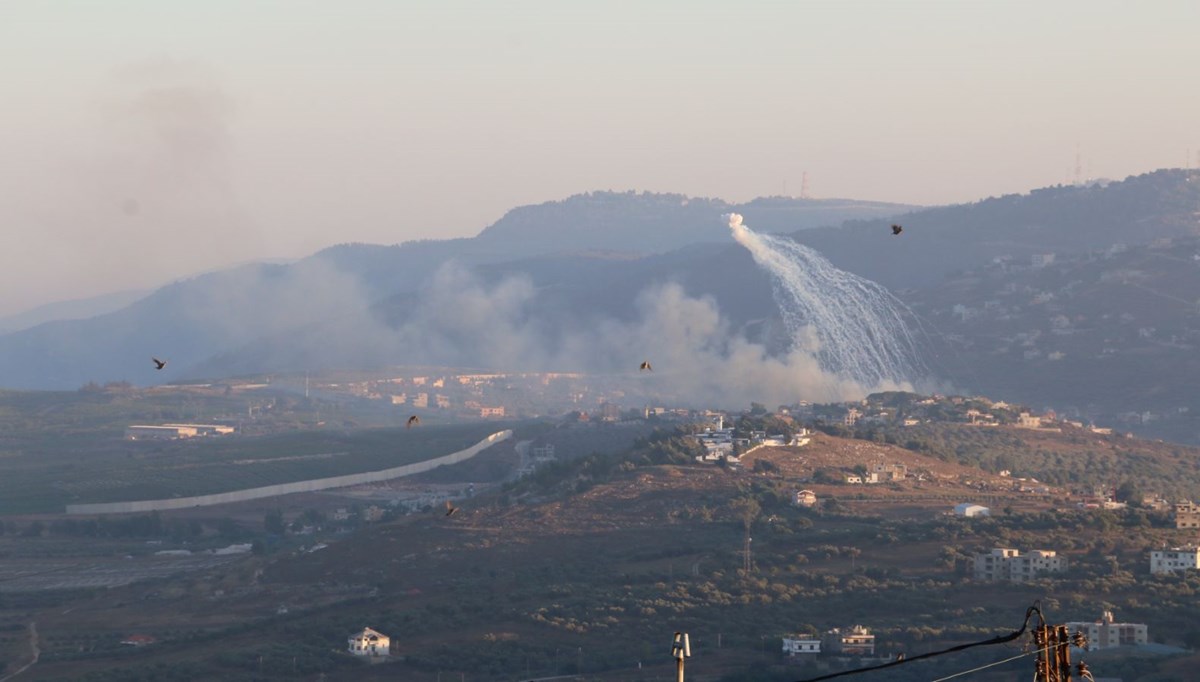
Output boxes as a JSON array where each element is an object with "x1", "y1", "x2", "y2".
[
  {"x1": 782, "y1": 625, "x2": 876, "y2": 658},
  {"x1": 966, "y1": 544, "x2": 1200, "y2": 580},
  {"x1": 690, "y1": 423, "x2": 810, "y2": 465},
  {"x1": 783, "y1": 611, "x2": 1148, "y2": 661}
]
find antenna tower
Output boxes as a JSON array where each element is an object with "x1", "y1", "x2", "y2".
[
  {"x1": 1074, "y1": 146, "x2": 1083, "y2": 186},
  {"x1": 800, "y1": 172, "x2": 811, "y2": 199}
]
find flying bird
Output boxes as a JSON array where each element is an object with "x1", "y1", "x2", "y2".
[
  {"x1": 445, "y1": 500, "x2": 459, "y2": 517},
  {"x1": 891, "y1": 224, "x2": 903, "y2": 236},
  {"x1": 640, "y1": 361, "x2": 652, "y2": 372},
  {"x1": 406, "y1": 415, "x2": 420, "y2": 429},
  {"x1": 152, "y1": 358, "x2": 167, "y2": 370}
]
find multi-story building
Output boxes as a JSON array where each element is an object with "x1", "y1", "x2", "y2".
[
  {"x1": 1066, "y1": 611, "x2": 1147, "y2": 650},
  {"x1": 1150, "y1": 547, "x2": 1200, "y2": 575},
  {"x1": 823, "y1": 626, "x2": 875, "y2": 656},
  {"x1": 1174, "y1": 502, "x2": 1200, "y2": 529},
  {"x1": 973, "y1": 548, "x2": 1066, "y2": 582},
  {"x1": 347, "y1": 628, "x2": 390, "y2": 657}
]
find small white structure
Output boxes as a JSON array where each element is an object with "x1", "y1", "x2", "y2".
[
  {"x1": 954, "y1": 503, "x2": 990, "y2": 517},
  {"x1": 794, "y1": 490, "x2": 818, "y2": 508},
  {"x1": 162, "y1": 423, "x2": 235, "y2": 436},
  {"x1": 348, "y1": 627, "x2": 390, "y2": 657},
  {"x1": 1150, "y1": 547, "x2": 1200, "y2": 575},
  {"x1": 125, "y1": 425, "x2": 198, "y2": 440},
  {"x1": 782, "y1": 637, "x2": 821, "y2": 656},
  {"x1": 1066, "y1": 611, "x2": 1148, "y2": 650}
]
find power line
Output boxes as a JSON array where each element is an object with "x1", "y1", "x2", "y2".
[
  {"x1": 789, "y1": 604, "x2": 1045, "y2": 682},
  {"x1": 929, "y1": 644, "x2": 1053, "y2": 682}
]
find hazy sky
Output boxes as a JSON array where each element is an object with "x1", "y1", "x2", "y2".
[{"x1": 2, "y1": 0, "x2": 1199, "y2": 317}]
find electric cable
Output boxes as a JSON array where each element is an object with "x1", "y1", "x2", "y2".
[
  {"x1": 928, "y1": 643, "x2": 1055, "y2": 681},
  {"x1": 789, "y1": 603, "x2": 1045, "y2": 682}
]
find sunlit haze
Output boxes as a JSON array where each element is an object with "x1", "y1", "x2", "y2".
[{"x1": 2, "y1": 0, "x2": 1199, "y2": 316}]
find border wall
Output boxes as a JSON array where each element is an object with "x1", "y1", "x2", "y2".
[{"x1": 65, "y1": 430, "x2": 512, "y2": 515}]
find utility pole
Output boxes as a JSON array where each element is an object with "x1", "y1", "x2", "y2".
[
  {"x1": 1034, "y1": 622, "x2": 1077, "y2": 682},
  {"x1": 1034, "y1": 622, "x2": 1052, "y2": 681},
  {"x1": 672, "y1": 632, "x2": 691, "y2": 682},
  {"x1": 1054, "y1": 625, "x2": 1073, "y2": 682}
]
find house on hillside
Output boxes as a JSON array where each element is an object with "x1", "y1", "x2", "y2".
[
  {"x1": 121, "y1": 634, "x2": 157, "y2": 647},
  {"x1": 1066, "y1": 611, "x2": 1148, "y2": 650},
  {"x1": 531, "y1": 443, "x2": 557, "y2": 462},
  {"x1": 824, "y1": 626, "x2": 875, "y2": 656},
  {"x1": 972, "y1": 548, "x2": 1066, "y2": 582},
  {"x1": 1174, "y1": 502, "x2": 1200, "y2": 529},
  {"x1": 1016, "y1": 412, "x2": 1042, "y2": 429},
  {"x1": 793, "y1": 490, "x2": 817, "y2": 508},
  {"x1": 348, "y1": 628, "x2": 391, "y2": 657},
  {"x1": 782, "y1": 636, "x2": 821, "y2": 656},
  {"x1": 954, "y1": 503, "x2": 990, "y2": 517},
  {"x1": 1149, "y1": 547, "x2": 1200, "y2": 575},
  {"x1": 869, "y1": 462, "x2": 907, "y2": 483}
]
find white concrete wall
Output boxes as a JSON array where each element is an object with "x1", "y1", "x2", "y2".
[{"x1": 66, "y1": 430, "x2": 511, "y2": 515}]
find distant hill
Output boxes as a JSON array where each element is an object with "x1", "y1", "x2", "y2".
[
  {"x1": 1, "y1": 171, "x2": 1199, "y2": 441},
  {"x1": 904, "y1": 232, "x2": 1200, "y2": 442},
  {"x1": 788, "y1": 169, "x2": 1200, "y2": 290},
  {"x1": 472, "y1": 191, "x2": 915, "y2": 255},
  {"x1": 0, "y1": 287, "x2": 149, "y2": 334},
  {"x1": 0, "y1": 192, "x2": 909, "y2": 390}
]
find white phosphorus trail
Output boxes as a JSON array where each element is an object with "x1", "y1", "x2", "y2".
[{"x1": 726, "y1": 213, "x2": 926, "y2": 389}]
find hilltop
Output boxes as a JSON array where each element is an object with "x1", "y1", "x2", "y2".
[
  {"x1": 1, "y1": 171, "x2": 1199, "y2": 447},
  {"x1": 6, "y1": 407, "x2": 1200, "y2": 681}
]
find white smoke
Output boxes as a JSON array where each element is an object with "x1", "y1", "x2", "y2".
[
  {"x1": 373, "y1": 260, "x2": 897, "y2": 407},
  {"x1": 728, "y1": 213, "x2": 926, "y2": 389},
  {"x1": 175, "y1": 220, "x2": 922, "y2": 407}
]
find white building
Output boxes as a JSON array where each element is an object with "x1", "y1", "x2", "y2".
[
  {"x1": 973, "y1": 548, "x2": 1066, "y2": 582},
  {"x1": 794, "y1": 490, "x2": 818, "y2": 508},
  {"x1": 782, "y1": 637, "x2": 821, "y2": 656},
  {"x1": 954, "y1": 503, "x2": 991, "y2": 517},
  {"x1": 823, "y1": 626, "x2": 875, "y2": 656},
  {"x1": 348, "y1": 627, "x2": 390, "y2": 657},
  {"x1": 1066, "y1": 611, "x2": 1148, "y2": 650},
  {"x1": 1150, "y1": 547, "x2": 1200, "y2": 575},
  {"x1": 161, "y1": 423, "x2": 235, "y2": 436}
]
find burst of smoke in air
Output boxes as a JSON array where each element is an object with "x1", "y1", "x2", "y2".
[{"x1": 726, "y1": 213, "x2": 926, "y2": 388}]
